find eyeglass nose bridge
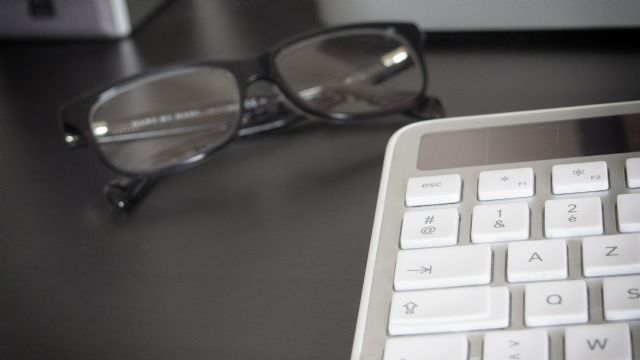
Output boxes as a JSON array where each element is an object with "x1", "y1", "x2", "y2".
[
  {"x1": 238, "y1": 55, "x2": 290, "y2": 102},
  {"x1": 240, "y1": 53, "x2": 273, "y2": 85},
  {"x1": 234, "y1": 54, "x2": 317, "y2": 136}
]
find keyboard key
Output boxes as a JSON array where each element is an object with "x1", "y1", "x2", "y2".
[
  {"x1": 394, "y1": 244, "x2": 492, "y2": 290},
  {"x1": 483, "y1": 329, "x2": 548, "y2": 360},
  {"x1": 603, "y1": 275, "x2": 640, "y2": 321},
  {"x1": 388, "y1": 286, "x2": 509, "y2": 335},
  {"x1": 544, "y1": 197, "x2": 603, "y2": 238},
  {"x1": 507, "y1": 239, "x2": 568, "y2": 283},
  {"x1": 524, "y1": 280, "x2": 588, "y2": 327},
  {"x1": 565, "y1": 323, "x2": 632, "y2": 360},
  {"x1": 627, "y1": 157, "x2": 640, "y2": 188},
  {"x1": 552, "y1": 161, "x2": 608, "y2": 194},
  {"x1": 389, "y1": 286, "x2": 489, "y2": 334},
  {"x1": 406, "y1": 174, "x2": 462, "y2": 207},
  {"x1": 400, "y1": 208, "x2": 459, "y2": 249},
  {"x1": 471, "y1": 202, "x2": 529, "y2": 243},
  {"x1": 478, "y1": 167, "x2": 535, "y2": 201},
  {"x1": 617, "y1": 193, "x2": 640, "y2": 233},
  {"x1": 582, "y1": 233, "x2": 640, "y2": 277},
  {"x1": 383, "y1": 334, "x2": 468, "y2": 360}
]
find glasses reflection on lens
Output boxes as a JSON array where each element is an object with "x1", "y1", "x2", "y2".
[
  {"x1": 274, "y1": 29, "x2": 423, "y2": 117},
  {"x1": 89, "y1": 67, "x2": 241, "y2": 174}
]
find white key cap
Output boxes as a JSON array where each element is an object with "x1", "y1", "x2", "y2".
[
  {"x1": 617, "y1": 193, "x2": 640, "y2": 233},
  {"x1": 478, "y1": 167, "x2": 535, "y2": 201},
  {"x1": 483, "y1": 329, "x2": 548, "y2": 360},
  {"x1": 394, "y1": 244, "x2": 492, "y2": 290},
  {"x1": 471, "y1": 202, "x2": 529, "y2": 243},
  {"x1": 507, "y1": 239, "x2": 568, "y2": 282},
  {"x1": 383, "y1": 334, "x2": 468, "y2": 360},
  {"x1": 627, "y1": 157, "x2": 640, "y2": 188},
  {"x1": 544, "y1": 197, "x2": 603, "y2": 238},
  {"x1": 582, "y1": 233, "x2": 640, "y2": 277},
  {"x1": 524, "y1": 280, "x2": 588, "y2": 327},
  {"x1": 406, "y1": 174, "x2": 462, "y2": 207},
  {"x1": 603, "y1": 275, "x2": 640, "y2": 321},
  {"x1": 565, "y1": 323, "x2": 632, "y2": 360},
  {"x1": 390, "y1": 286, "x2": 489, "y2": 332},
  {"x1": 400, "y1": 208, "x2": 459, "y2": 249},
  {"x1": 388, "y1": 286, "x2": 509, "y2": 335},
  {"x1": 552, "y1": 161, "x2": 609, "y2": 194}
]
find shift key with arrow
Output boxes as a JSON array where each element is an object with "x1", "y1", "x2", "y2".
[
  {"x1": 394, "y1": 244, "x2": 492, "y2": 290},
  {"x1": 388, "y1": 285, "x2": 510, "y2": 335}
]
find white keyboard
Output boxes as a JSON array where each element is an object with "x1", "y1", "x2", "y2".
[{"x1": 351, "y1": 101, "x2": 640, "y2": 360}]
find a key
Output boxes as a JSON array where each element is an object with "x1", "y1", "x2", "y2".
[
  {"x1": 627, "y1": 157, "x2": 640, "y2": 188},
  {"x1": 383, "y1": 334, "x2": 468, "y2": 360},
  {"x1": 471, "y1": 202, "x2": 529, "y2": 243},
  {"x1": 394, "y1": 244, "x2": 492, "y2": 290},
  {"x1": 617, "y1": 193, "x2": 640, "y2": 233},
  {"x1": 602, "y1": 274, "x2": 640, "y2": 321},
  {"x1": 582, "y1": 233, "x2": 640, "y2": 277},
  {"x1": 478, "y1": 167, "x2": 535, "y2": 201},
  {"x1": 507, "y1": 239, "x2": 568, "y2": 283},
  {"x1": 552, "y1": 161, "x2": 608, "y2": 194},
  {"x1": 483, "y1": 329, "x2": 548, "y2": 360},
  {"x1": 400, "y1": 208, "x2": 459, "y2": 249},
  {"x1": 564, "y1": 323, "x2": 632, "y2": 360},
  {"x1": 544, "y1": 197, "x2": 603, "y2": 238},
  {"x1": 524, "y1": 280, "x2": 588, "y2": 327},
  {"x1": 406, "y1": 174, "x2": 462, "y2": 207},
  {"x1": 388, "y1": 286, "x2": 509, "y2": 335}
]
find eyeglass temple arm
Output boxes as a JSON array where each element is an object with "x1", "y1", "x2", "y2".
[
  {"x1": 407, "y1": 95, "x2": 445, "y2": 119},
  {"x1": 104, "y1": 176, "x2": 157, "y2": 211},
  {"x1": 343, "y1": 47, "x2": 414, "y2": 86}
]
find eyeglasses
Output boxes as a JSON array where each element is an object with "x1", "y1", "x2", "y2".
[{"x1": 60, "y1": 22, "x2": 443, "y2": 211}]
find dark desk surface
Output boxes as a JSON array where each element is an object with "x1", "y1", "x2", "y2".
[{"x1": 1, "y1": 1, "x2": 640, "y2": 359}]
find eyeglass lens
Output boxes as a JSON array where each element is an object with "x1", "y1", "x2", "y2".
[
  {"x1": 89, "y1": 67, "x2": 241, "y2": 174},
  {"x1": 274, "y1": 28, "x2": 423, "y2": 117}
]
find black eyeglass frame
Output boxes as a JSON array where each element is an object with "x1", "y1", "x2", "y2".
[{"x1": 60, "y1": 22, "x2": 434, "y2": 209}]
